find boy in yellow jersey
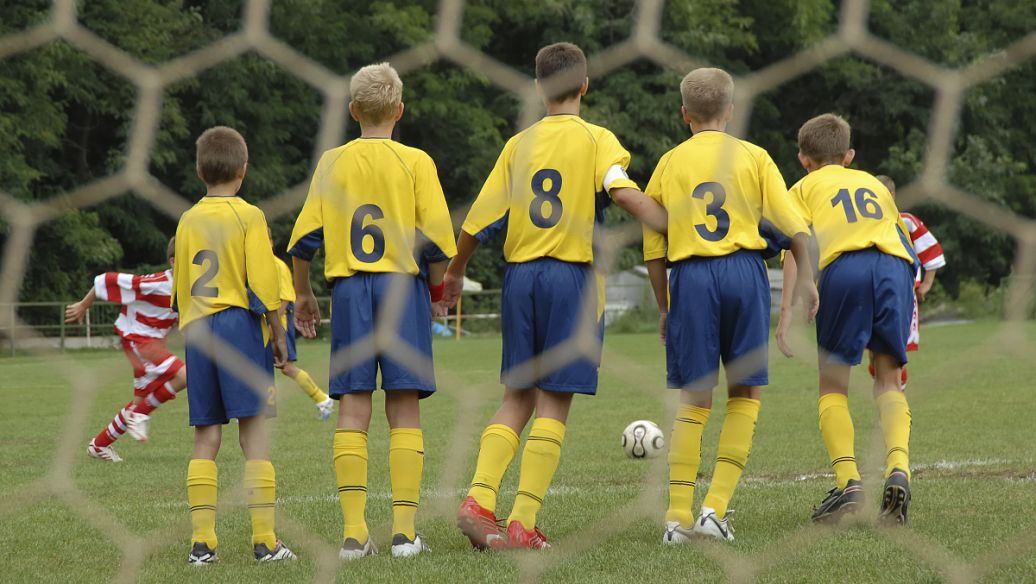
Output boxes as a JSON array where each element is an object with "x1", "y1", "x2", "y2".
[
  {"x1": 288, "y1": 63, "x2": 457, "y2": 560},
  {"x1": 641, "y1": 68, "x2": 818, "y2": 545},
  {"x1": 269, "y1": 229, "x2": 334, "y2": 420},
  {"x1": 443, "y1": 42, "x2": 667, "y2": 551},
  {"x1": 779, "y1": 114, "x2": 917, "y2": 524},
  {"x1": 172, "y1": 126, "x2": 296, "y2": 565}
]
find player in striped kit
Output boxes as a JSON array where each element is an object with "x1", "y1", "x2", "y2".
[
  {"x1": 66, "y1": 237, "x2": 185, "y2": 461},
  {"x1": 868, "y1": 175, "x2": 946, "y2": 388}
]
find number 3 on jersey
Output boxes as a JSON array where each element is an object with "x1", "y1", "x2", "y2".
[
  {"x1": 692, "y1": 182, "x2": 730, "y2": 241},
  {"x1": 351, "y1": 204, "x2": 385, "y2": 263},
  {"x1": 529, "y1": 168, "x2": 563, "y2": 228}
]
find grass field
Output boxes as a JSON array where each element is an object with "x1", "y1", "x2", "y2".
[{"x1": 1, "y1": 321, "x2": 1035, "y2": 583}]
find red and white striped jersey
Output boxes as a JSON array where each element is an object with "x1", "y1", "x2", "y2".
[
  {"x1": 93, "y1": 269, "x2": 177, "y2": 342},
  {"x1": 900, "y1": 212, "x2": 946, "y2": 271}
]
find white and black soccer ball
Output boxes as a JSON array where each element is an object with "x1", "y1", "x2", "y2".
[{"x1": 621, "y1": 420, "x2": 664, "y2": 459}]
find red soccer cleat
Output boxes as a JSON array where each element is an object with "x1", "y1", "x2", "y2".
[
  {"x1": 457, "y1": 496, "x2": 505, "y2": 551},
  {"x1": 506, "y1": 520, "x2": 550, "y2": 550}
]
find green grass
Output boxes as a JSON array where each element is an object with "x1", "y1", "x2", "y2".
[{"x1": 1, "y1": 321, "x2": 1035, "y2": 583}]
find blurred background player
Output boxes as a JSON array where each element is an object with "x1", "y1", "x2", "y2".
[
  {"x1": 67, "y1": 237, "x2": 185, "y2": 461},
  {"x1": 288, "y1": 63, "x2": 456, "y2": 560},
  {"x1": 641, "y1": 68, "x2": 817, "y2": 545},
  {"x1": 443, "y1": 42, "x2": 667, "y2": 551},
  {"x1": 173, "y1": 126, "x2": 295, "y2": 564},
  {"x1": 269, "y1": 228, "x2": 334, "y2": 420},
  {"x1": 780, "y1": 114, "x2": 917, "y2": 525},
  {"x1": 867, "y1": 174, "x2": 947, "y2": 389}
]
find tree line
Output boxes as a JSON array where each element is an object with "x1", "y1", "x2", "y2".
[{"x1": 2, "y1": 0, "x2": 1033, "y2": 304}]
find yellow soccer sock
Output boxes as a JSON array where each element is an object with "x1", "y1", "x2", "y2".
[
  {"x1": 666, "y1": 404, "x2": 711, "y2": 527},
  {"x1": 467, "y1": 424, "x2": 520, "y2": 513},
  {"x1": 244, "y1": 459, "x2": 278, "y2": 548},
  {"x1": 876, "y1": 390, "x2": 912, "y2": 479},
  {"x1": 508, "y1": 417, "x2": 566, "y2": 528},
  {"x1": 333, "y1": 429, "x2": 369, "y2": 543},
  {"x1": 818, "y1": 393, "x2": 861, "y2": 488},
  {"x1": 389, "y1": 428, "x2": 424, "y2": 540},
  {"x1": 187, "y1": 459, "x2": 218, "y2": 548},
  {"x1": 293, "y1": 369, "x2": 329, "y2": 404},
  {"x1": 703, "y1": 398, "x2": 760, "y2": 519}
]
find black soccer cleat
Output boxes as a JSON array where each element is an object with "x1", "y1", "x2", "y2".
[
  {"x1": 879, "y1": 468, "x2": 911, "y2": 525},
  {"x1": 187, "y1": 542, "x2": 217, "y2": 566},
  {"x1": 811, "y1": 479, "x2": 865, "y2": 523}
]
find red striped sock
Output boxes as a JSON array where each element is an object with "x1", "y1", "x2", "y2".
[
  {"x1": 134, "y1": 384, "x2": 177, "y2": 416},
  {"x1": 93, "y1": 402, "x2": 132, "y2": 447}
]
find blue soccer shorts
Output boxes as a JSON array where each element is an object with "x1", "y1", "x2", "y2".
[
  {"x1": 666, "y1": 251, "x2": 770, "y2": 391},
  {"x1": 816, "y1": 248, "x2": 915, "y2": 367},
  {"x1": 329, "y1": 273, "x2": 436, "y2": 398},
  {"x1": 500, "y1": 258, "x2": 603, "y2": 395},
  {"x1": 184, "y1": 307, "x2": 273, "y2": 426}
]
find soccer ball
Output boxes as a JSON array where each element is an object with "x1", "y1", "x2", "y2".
[{"x1": 621, "y1": 420, "x2": 664, "y2": 459}]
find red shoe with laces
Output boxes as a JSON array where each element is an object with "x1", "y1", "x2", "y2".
[
  {"x1": 457, "y1": 496, "x2": 505, "y2": 551},
  {"x1": 506, "y1": 520, "x2": 550, "y2": 550}
]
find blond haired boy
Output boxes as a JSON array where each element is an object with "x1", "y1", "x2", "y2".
[
  {"x1": 173, "y1": 126, "x2": 295, "y2": 564},
  {"x1": 289, "y1": 62, "x2": 456, "y2": 559},
  {"x1": 642, "y1": 68, "x2": 817, "y2": 544},
  {"x1": 779, "y1": 114, "x2": 916, "y2": 524}
]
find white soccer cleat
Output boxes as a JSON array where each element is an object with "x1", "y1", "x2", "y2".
[
  {"x1": 339, "y1": 537, "x2": 377, "y2": 561},
  {"x1": 390, "y1": 532, "x2": 431, "y2": 558},
  {"x1": 86, "y1": 439, "x2": 123, "y2": 462},
  {"x1": 662, "y1": 521, "x2": 695, "y2": 545},
  {"x1": 254, "y1": 540, "x2": 297, "y2": 562},
  {"x1": 316, "y1": 398, "x2": 334, "y2": 421},
  {"x1": 692, "y1": 508, "x2": 734, "y2": 542},
  {"x1": 125, "y1": 411, "x2": 151, "y2": 442}
]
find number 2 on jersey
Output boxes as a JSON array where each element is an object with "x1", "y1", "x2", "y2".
[
  {"x1": 191, "y1": 250, "x2": 219, "y2": 297},
  {"x1": 529, "y1": 168, "x2": 563, "y2": 228},
  {"x1": 831, "y1": 188, "x2": 883, "y2": 223},
  {"x1": 692, "y1": 182, "x2": 730, "y2": 241},
  {"x1": 351, "y1": 204, "x2": 386, "y2": 263}
]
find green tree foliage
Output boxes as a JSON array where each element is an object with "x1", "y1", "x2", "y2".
[{"x1": 1, "y1": 0, "x2": 1033, "y2": 301}]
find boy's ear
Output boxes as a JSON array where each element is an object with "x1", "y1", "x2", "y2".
[
  {"x1": 724, "y1": 102, "x2": 734, "y2": 123},
  {"x1": 237, "y1": 162, "x2": 248, "y2": 181},
  {"x1": 797, "y1": 151, "x2": 811, "y2": 170},
  {"x1": 842, "y1": 148, "x2": 856, "y2": 167},
  {"x1": 348, "y1": 101, "x2": 359, "y2": 122},
  {"x1": 196, "y1": 165, "x2": 203, "y2": 182},
  {"x1": 395, "y1": 102, "x2": 405, "y2": 122},
  {"x1": 579, "y1": 77, "x2": 588, "y2": 97},
  {"x1": 681, "y1": 105, "x2": 693, "y2": 125}
]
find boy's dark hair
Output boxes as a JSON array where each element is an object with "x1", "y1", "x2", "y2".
[
  {"x1": 535, "y1": 42, "x2": 587, "y2": 102},
  {"x1": 875, "y1": 174, "x2": 896, "y2": 195},
  {"x1": 167, "y1": 236, "x2": 175, "y2": 259},
  {"x1": 798, "y1": 114, "x2": 851, "y2": 165},
  {"x1": 196, "y1": 126, "x2": 248, "y2": 186}
]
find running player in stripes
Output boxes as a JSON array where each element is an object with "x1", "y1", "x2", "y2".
[{"x1": 66, "y1": 237, "x2": 185, "y2": 461}]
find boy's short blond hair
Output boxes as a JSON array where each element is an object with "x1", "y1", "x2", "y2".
[
  {"x1": 680, "y1": 68, "x2": 734, "y2": 122},
  {"x1": 875, "y1": 174, "x2": 896, "y2": 195},
  {"x1": 798, "y1": 114, "x2": 851, "y2": 164},
  {"x1": 196, "y1": 126, "x2": 248, "y2": 186},
  {"x1": 350, "y1": 63, "x2": 403, "y2": 125},
  {"x1": 535, "y1": 42, "x2": 587, "y2": 102}
]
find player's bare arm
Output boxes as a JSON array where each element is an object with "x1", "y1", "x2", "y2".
[
  {"x1": 788, "y1": 233, "x2": 819, "y2": 322},
  {"x1": 65, "y1": 287, "x2": 97, "y2": 324},
  {"x1": 918, "y1": 267, "x2": 938, "y2": 303},
  {"x1": 292, "y1": 256, "x2": 320, "y2": 339},
  {"x1": 443, "y1": 231, "x2": 480, "y2": 308},
  {"x1": 267, "y1": 310, "x2": 288, "y2": 369},
  {"x1": 645, "y1": 258, "x2": 668, "y2": 345},
  {"x1": 610, "y1": 187, "x2": 668, "y2": 234},
  {"x1": 427, "y1": 259, "x2": 449, "y2": 317},
  {"x1": 776, "y1": 253, "x2": 798, "y2": 358}
]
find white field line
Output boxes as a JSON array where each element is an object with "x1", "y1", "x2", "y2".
[{"x1": 153, "y1": 458, "x2": 1031, "y2": 509}]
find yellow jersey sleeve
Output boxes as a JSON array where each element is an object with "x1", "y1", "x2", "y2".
[
  {"x1": 243, "y1": 207, "x2": 281, "y2": 312},
  {"x1": 462, "y1": 138, "x2": 513, "y2": 243},
  {"x1": 286, "y1": 152, "x2": 329, "y2": 263},
  {"x1": 595, "y1": 128, "x2": 638, "y2": 192},
  {"x1": 642, "y1": 153, "x2": 669, "y2": 262},
  {"x1": 758, "y1": 152, "x2": 809, "y2": 239},
  {"x1": 275, "y1": 257, "x2": 296, "y2": 304},
  {"x1": 414, "y1": 153, "x2": 458, "y2": 262}
]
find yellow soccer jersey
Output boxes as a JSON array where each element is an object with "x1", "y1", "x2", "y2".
[
  {"x1": 275, "y1": 257, "x2": 296, "y2": 304},
  {"x1": 789, "y1": 165, "x2": 914, "y2": 269},
  {"x1": 642, "y1": 131, "x2": 808, "y2": 262},
  {"x1": 172, "y1": 196, "x2": 280, "y2": 329},
  {"x1": 462, "y1": 114, "x2": 639, "y2": 263},
  {"x1": 287, "y1": 139, "x2": 457, "y2": 279}
]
